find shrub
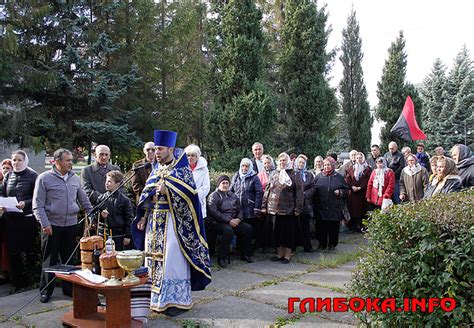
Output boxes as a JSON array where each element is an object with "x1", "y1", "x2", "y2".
[
  {"x1": 350, "y1": 190, "x2": 473, "y2": 326},
  {"x1": 208, "y1": 169, "x2": 234, "y2": 192}
]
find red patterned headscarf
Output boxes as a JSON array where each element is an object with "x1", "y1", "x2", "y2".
[{"x1": 322, "y1": 156, "x2": 336, "y2": 176}]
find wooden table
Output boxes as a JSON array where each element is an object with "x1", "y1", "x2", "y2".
[{"x1": 55, "y1": 273, "x2": 147, "y2": 328}]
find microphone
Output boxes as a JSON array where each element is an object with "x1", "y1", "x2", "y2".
[{"x1": 132, "y1": 162, "x2": 152, "y2": 171}]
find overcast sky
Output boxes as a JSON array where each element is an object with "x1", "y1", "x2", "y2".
[
  {"x1": 322, "y1": 0, "x2": 474, "y2": 105},
  {"x1": 320, "y1": 0, "x2": 474, "y2": 144}
]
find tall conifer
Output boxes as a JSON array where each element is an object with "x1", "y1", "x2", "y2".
[
  {"x1": 278, "y1": 0, "x2": 337, "y2": 156},
  {"x1": 206, "y1": 0, "x2": 276, "y2": 169},
  {"x1": 339, "y1": 9, "x2": 372, "y2": 153}
]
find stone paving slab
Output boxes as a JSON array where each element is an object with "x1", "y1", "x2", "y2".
[
  {"x1": 338, "y1": 261, "x2": 358, "y2": 271},
  {"x1": 207, "y1": 268, "x2": 273, "y2": 293},
  {"x1": 297, "y1": 268, "x2": 353, "y2": 291},
  {"x1": 19, "y1": 307, "x2": 70, "y2": 328},
  {"x1": 0, "y1": 288, "x2": 72, "y2": 319},
  {"x1": 192, "y1": 289, "x2": 223, "y2": 305},
  {"x1": 333, "y1": 242, "x2": 364, "y2": 254},
  {"x1": 243, "y1": 281, "x2": 357, "y2": 325},
  {"x1": 173, "y1": 295, "x2": 288, "y2": 327},
  {"x1": 0, "y1": 320, "x2": 25, "y2": 328},
  {"x1": 286, "y1": 314, "x2": 355, "y2": 327},
  {"x1": 145, "y1": 317, "x2": 182, "y2": 327},
  {"x1": 233, "y1": 260, "x2": 311, "y2": 278},
  {"x1": 291, "y1": 250, "x2": 339, "y2": 264}
]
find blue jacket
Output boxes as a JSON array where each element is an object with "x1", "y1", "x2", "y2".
[{"x1": 230, "y1": 172, "x2": 263, "y2": 219}]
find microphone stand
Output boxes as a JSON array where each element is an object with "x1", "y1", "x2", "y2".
[
  {"x1": 2, "y1": 165, "x2": 151, "y2": 323},
  {"x1": 82, "y1": 165, "x2": 149, "y2": 230}
]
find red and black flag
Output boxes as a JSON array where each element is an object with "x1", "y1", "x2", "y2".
[{"x1": 390, "y1": 96, "x2": 426, "y2": 141}]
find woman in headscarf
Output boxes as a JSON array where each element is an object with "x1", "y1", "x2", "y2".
[
  {"x1": 294, "y1": 154, "x2": 314, "y2": 252},
  {"x1": 451, "y1": 144, "x2": 474, "y2": 188},
  {"x1": 345, "y1": 152, "x2": 372, "y2": 232},
  {"x1": 399, "y1": 153, "x2": 429, "y2": 202},
  {"x1": 0, "y1": 159, "x2": 13, "y2": 283},
  {"x1": 262, "y1": 152, "x2": 303, "y2": 263},
  {"x1": 310, "y1": 157, "x2": 350, "y2": 250},
  {"x1": 257, "y1": 155, "x2": 275, "y2": 192},
  {"x1": 428, "y1": 156, "x2": 439, "y2": 183},
  {"x1": 1, "y1": 150, "x2": 38, "y2": 291},
  {"x1": 231, "y1": 158, "x2": 262, "y2": 258},
  {"x1": 424, "y1": 156, "x2": 462, "y2": 198},
  {"x1": 366, "y1": 157, "x2": 395, "y2": 210},
  {"x1": 309, "y1": 156, "x2": 323, "y2": 178}
]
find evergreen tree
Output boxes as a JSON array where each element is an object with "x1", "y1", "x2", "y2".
[
  {"x1": 330, "y1": 107, "x2": 351, "y2": 154},
  {"x1": 440, "y1": 46, "x2": 474, "y2": 148},
  {"x1": 0, "y1": 2, "x2": 141, "y2": 154},
  {"x1": 420, "y1": 58, "x2": 447, "y2": 148},
  {"x1": 206, "y1": 0, "x2": 276, "y2": 169},
  {"x1": 339, "y1": 8, "x2": 372, "y2": 153},
  {"x1": 278, "y1": 0, "x2": 337, "y2": 156},
  {"x1": 375, "y1": 31, "x2": 408, "y2": 149}
]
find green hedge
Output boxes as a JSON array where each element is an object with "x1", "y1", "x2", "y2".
[
  {"x1": 209, "y1": 170, "x2": 234, "y2": 192},
  {"x1": 350, "y1": 190, "x2": 473, "y2": 326}
]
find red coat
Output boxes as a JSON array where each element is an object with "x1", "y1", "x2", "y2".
[{"x1": 366, "y1": 169, "x2": 395, "y2": 206}]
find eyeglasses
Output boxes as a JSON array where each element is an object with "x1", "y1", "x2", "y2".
[{"x1": 145, "y1": 148, "x2": 155, "y2": 152}]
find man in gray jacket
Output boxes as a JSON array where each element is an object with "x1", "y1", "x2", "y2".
[
  {"x1": 33, "y1": 148, "x2": 93, "y2": 303},
  {"x1": 81, "y1": 144, "x2": 120, "y2": 205}
]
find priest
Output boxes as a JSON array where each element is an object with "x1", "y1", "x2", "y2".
[{"x1": 132, "y1": 130, "x2": 211, "y2": 318}]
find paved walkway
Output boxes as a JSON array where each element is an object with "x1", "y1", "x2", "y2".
[{"x1": 0, "y1": 232, "x2": 366, "y2": 327}]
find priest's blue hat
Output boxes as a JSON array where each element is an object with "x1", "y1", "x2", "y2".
[{"x1": 154, "y1": 130, "x2": 177, "y2": 148}]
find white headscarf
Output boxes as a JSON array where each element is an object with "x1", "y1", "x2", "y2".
[
  {"x1": 239, "y1": 158, "x2": 255, "y2": 179},
  {"x1": 277, "y1": 153, "x2": 292, "y2": 187},
  {"x1": 403, "y1": 155, "x2": 422, "y2": 176},
  {"x1": 353, "y1": 153, "x2": 368, "y2": 181},
  {"x1": 373, "y1": 158, "x2": 388, "y2": 197},
  {"x1": 12, "y1": 150, "x2": 29, "y2": 173}
]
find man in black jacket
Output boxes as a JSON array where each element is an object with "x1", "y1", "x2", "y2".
[
  {"x1": 384, "y1": 141, "x2": 405, "y2": 204},
  {"x1": 207, "y1": 175, "x2": 253, "y2": 267}
]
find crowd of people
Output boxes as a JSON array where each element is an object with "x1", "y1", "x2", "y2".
[{"x1": 0, "y1": 135, "x2": 472, "y2": 319}]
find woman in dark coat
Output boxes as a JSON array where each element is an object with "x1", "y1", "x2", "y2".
[
  {"x1": 451, "y1": 144, "x2": 474, "y2": 188},
  {"x1": 262, "y1": 153, "x2": 303, "y2": 263},
  {"x1": 424, "y1": 156, "x2": 462, "y2": 198},
  {"x1": 231, "y1": 158, "x2": 263, "y2": 252},
  {"x1": 1, "y1": 150, "x2": 38, "y2": 290},
  {"x1": 345, "y1": 152, "x2": 372, "y2": 232},
  {"x1": 207, "y1": 175, "x2": 253, "y2": 268},
  {"x1": 294, "y1": 154, "x2": 314, "y2": 252},
  {"x1": 311, "y1": 157, "x2": 350, "y2": 251}
]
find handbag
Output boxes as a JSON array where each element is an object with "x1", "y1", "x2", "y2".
[
  {"x1": 342, "y1": 201, "x2": 351, "y2": 221},
  {"x1": 381, "y1": 198, "x2": 393, "y2": 211}
]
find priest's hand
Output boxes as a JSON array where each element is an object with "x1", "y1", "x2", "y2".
[
  {"x1": 156, "y1": 181, "x2": 166, "y2": 194},
  {"x1": 124, "y1": 238, "x2": 131, "y2": 246},
  {"x1": 137, "y1": 217, "x2": 147, "y2": 231}
]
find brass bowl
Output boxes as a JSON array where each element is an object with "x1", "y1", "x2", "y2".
[{"x1": 116, "y1": 250, "x2": 144, "y2": 284}]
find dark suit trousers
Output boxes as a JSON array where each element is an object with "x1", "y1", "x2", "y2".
[
  {"x1": 317, "y1": 220, "x2": 340, "y2": 248},
  {"x1": 213, "y1": 222, "x2": 252, "y2": 260},
  {"x1": 40, "y1": 225, "x2": 77, "y2": 296}
]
